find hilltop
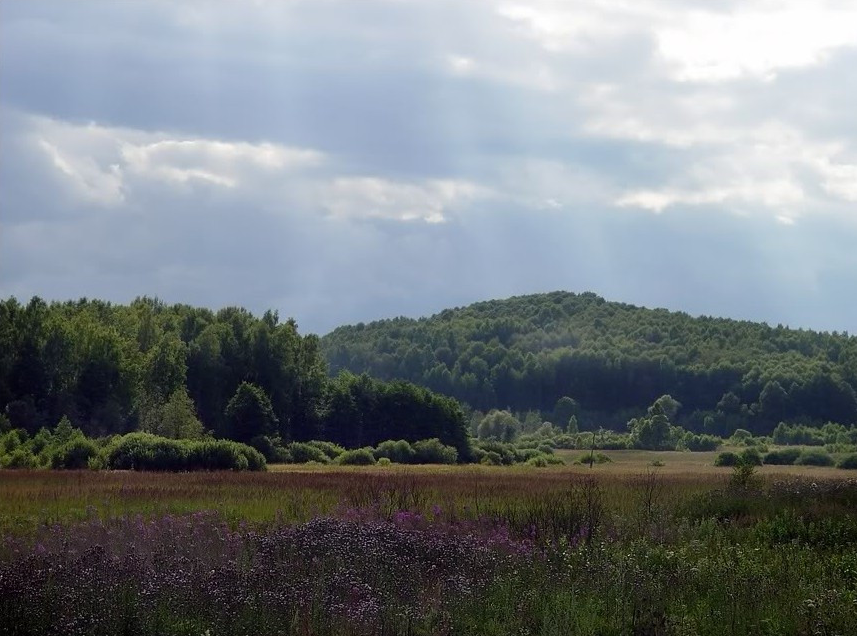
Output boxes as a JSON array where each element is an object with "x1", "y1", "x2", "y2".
[{"x1": 322, "y1": 291, "x2": 857, "y2": 434}]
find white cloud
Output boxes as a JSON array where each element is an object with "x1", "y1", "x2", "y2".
[
  {"x1": 37, "y1": 138, "x2": 124, "y2": 206},
  {"x1": 656, "y1": 4, "x2": 857, "y2": 82},
  {"x1": 321, "y1": 177, "x2": 488, "y2": 223},
  {"x1": 497, "y1": 1, "x2": 857, "y2": 82}
]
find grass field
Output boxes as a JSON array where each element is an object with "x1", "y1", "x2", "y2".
[{"x1": 3, "y1": 455, "x2": 857, "y2": 634}]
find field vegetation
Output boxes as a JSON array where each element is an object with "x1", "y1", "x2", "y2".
[{"x1": 3, "y1": 459, "x2": 857, "y2": 634}]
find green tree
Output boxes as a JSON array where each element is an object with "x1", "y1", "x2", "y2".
[
  {"x1": 224, "y1": 382, "x2": 279, "y2": 443},
  {"x1": 141, "y1": 387, "x2": 207, "y2": 440}
]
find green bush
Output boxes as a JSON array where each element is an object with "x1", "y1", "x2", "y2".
[
  {"x1": 286, "y1": 442, "x2": 330, "y2": 464},
  {"x1": 412, "y1": 438, "x2": 458, "y2": 464},
  {"x1": 576, "y1": 452, "x2": 612, "y2": 465},
  {"x1": 763, "y1": 448, "x2": 802, "y2": 465},
  {"x1": 739, "y1": 448, "x2": 763, "y2": 466},
  {"x1": 336, "y1": 447, "x2": 377, "y2": 466},
  {"x1": 1, "y1": 448, "x2": 38, "y2": 469},
  {"x1": 105, "y1": 433, "x2": 264, "y2": 471},
  {"x1": 373, "y1": 439, "x2": 417, "y2": 464},
  {"x1": 795, "y1": 449, "x2": 834, "y2": 466},
  {"x1": 249, "y1": 435, "x2": 281, "y2": 462},
  {"x1": 51, "y1": 438, "x2": 100, "y2": 469},
  {"x1": 188, "y1": 441, "x2": 248, "y2": 471},
  {"x1": 682, "y1": 433, "x2": 722, "y2": 451},
  {"x1": 526, "y1": 455, "x2": 549, "y2": 467},
  {"x1": 307, "y1": 440, "x2": 346, "y2": 460},
  {"x1": 376, "y1": 456, "x2": 392, "y2": 466},
  {"x1": 837, "y1": 453, "x2": 857, "y2": 470},
  {"x1": 715, "y1": 451, "x2": 740, "y2": 466},
  {"x1": 479, "y1": 451, "x2": 503, "y2": 466}
]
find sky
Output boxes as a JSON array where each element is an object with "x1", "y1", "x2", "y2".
[{"x1": 1, "y1": 0, "x2": 856, "y2": 335}]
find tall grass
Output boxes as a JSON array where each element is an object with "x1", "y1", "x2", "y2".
[{"x1": 2, "y1": 468, "x2": 857, "y2": 634}]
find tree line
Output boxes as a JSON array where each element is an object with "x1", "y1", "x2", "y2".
[{"x1": 0, "y1": 297, "x2": 470, "y2": 457}]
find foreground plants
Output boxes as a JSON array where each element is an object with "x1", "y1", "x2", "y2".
[{"x1": 2, "y1": 472, "x2": 857, "y2": 635}]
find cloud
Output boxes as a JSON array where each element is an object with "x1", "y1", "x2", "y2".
[
  {"x1": 322, "y1": 177, "x2": 489, "y2": 223},
  {"x1": 2, "y1": 0, "x2": 857, "y2": 335}
]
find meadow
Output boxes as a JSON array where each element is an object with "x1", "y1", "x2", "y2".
[{"x1": 2, "y1": 455, "x2": 857, "y2": 635}]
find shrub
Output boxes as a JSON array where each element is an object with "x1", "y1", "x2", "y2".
[
  {"x1": 308, "y1": 440, "x2": 346, "y2": 460},
  {"x1": 479, "y1": 451, "x2": 503, "y2": 466},
  {"x1": 412, "y1": 438, "x2": 458, "y2": 464},
  {"x1": 373, "y1": 439, "x2": 417, "y2": 464},
  {"x1": 682, "y1": 433, "x2": 722, "y2": 451},
  {"x1": 1, "y1": 448, "x2": 37, "y2": 469},
  {"x1": 730, "y1": 462, "x2": 759, "y2": 489},
  {"x1": 249, "y1": 435, "x2": 281, "y2": 462},
  {"x1": 106, "y1": 434, "x2": 189, "y2": 471},
  {"x1": 51, "y1": 438, "x2": 100, "y2": 469},
  {"x1": 576, "y1": 452, "x2": 612, "y2": 465},
  {"x1": 188, "y1": 441, "x2": 248, "y2": 471},
  {"x1": 106, "y1": 433, "x2": 264, "y2": 471},
  {"x1": 234, "y1": 443, "x2": 266, "y2": 471},
  {"x1": 526, "y1": 455, "x2": 548, "y2": 467},
  {"x1": 739, "y1": 448, "x2": 763, "y2": 466},
  {"x1": 376, "y1": 457, "x2": 392, "y2": 466},
  {"x1": 837, "y1": 454, "x2": 857, "y2": 470},
  {"x1": 286, "y1": 442, "x2": 330, "y2": 464},
  {"x1": 336, "y1": 447, "x2": 377, "y2": 466},
  {"x1": 763, "y1": 448, "x2": 802, "y2": 465},
  {"x1": 795, "y1": 449, "x2": 834, "y2": 467},
  {"x1": 714, "y1": 451, "x2": 740, "y2": 467}
]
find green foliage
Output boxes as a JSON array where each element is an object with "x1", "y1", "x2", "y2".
[
  {"x1": 105, "y1": 432, "x2": 265, "y2": 471},
  {"x1": 715, "y1": 451, "x2": 740, "y2": 467},
  {"x1": 795, "y1": 449, "x2": 835, "y2": 467},
  {"x1": 373, "y1": 439, "x2": 417, "y2": 464},
  {"x1": 730, "y1": 462, "x2": 759, "y2": 489},
  {"x1": 628, "y1": 395, "x2": 682, "y2": 450},
  {"x1": 286, "y1": 442, "x2": 330, "y2": 464},
  {"x1": 476, "y1": 409, "x2": 521, "y2": 442},
  {"x1": 680, "y1": 432, "x2": 722, "y2": 452},
  {"x1": 0, "y1": 448, "x2": 37, "y2": 469},
  {"x1": 837, "y1": 453, "x2": 857, "y2": 469},
  {"x1": 575, "y1": 452, "x2": 612, "y2": 465},
  {"x1": 772, "y1": 422, "x2": 825, "y2": 446},
  {"x1": 412, "y1": 438, "x2": 458, "y2": 464},
  {"x1": 139, "y1": 387, "x2": 208, "y2": 440},
  {"x1": 335, "y1": 447, "x2": 377, "y2": 466},
  {"x1": 224, "y1": 382, "x2": 279, "y2": 444},
  {"x1": 306, "y1": 440, "x2": 345, "y2": 460},
  {"x1": 763, "y1": 447, "x2": 802, "y2": 465},
  {"x1": 739, "y1": 448, "x2": 763, "y2": 466},
  {"x1": 50, "y1": 437, "x2": 99, "y2": 469}
]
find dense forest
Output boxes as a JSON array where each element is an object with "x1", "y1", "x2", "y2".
[
  {"x1": 322, "y1": 291, "x2": 857, "y2": 435},
  {"x1": 0, "y1": 297, "x2": 470, "y2": 457}
]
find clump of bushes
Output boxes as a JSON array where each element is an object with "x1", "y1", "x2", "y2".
[
  {"x1": 794, "y1": 449, "x2": 834, "y2": 467},
  {"x1": 837, "y1": 454, "x2": 857, "y2": 470},
  {"x1": 286, "y1": 442, "x2": 330, "y2": 464},
  {"x1": 106, "y1": 433, "x2": 265, "y2": 471},
  {"x1": 413, "y1": 438, "x2": 458, "y2": 464},
  {"x1": 715, "y1": 451, "x2": 740, "y2": 467},
  {"x1": 763, "y1": 448, "x2": 802, "y2": 465},
  {"x1": 575, "y1": 452, "x2": 612, "y2": 465},
  {"x1": 373, "y1": 439, "x2": 417, "y2": 464},
  {"x1": 336, "y1": 447, "x2": 377, "y2": 466}
]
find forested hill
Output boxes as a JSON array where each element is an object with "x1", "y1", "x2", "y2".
[{"x1": 321, "y1": 291, "x2": 857, "y2": 435}]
